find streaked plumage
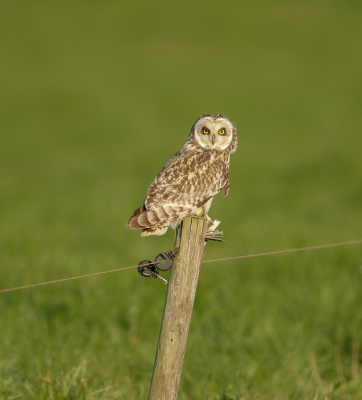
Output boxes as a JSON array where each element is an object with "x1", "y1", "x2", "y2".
[{"x1": 125, "y1": 114, "x2": 237, "y2": 236}]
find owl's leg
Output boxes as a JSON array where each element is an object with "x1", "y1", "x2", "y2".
[
  {"x1": 202, "y1": 198, "x2": 215, "y2": 227},
  {"x1": 203, "y1": 197, "x2": 222, "y2": 242},
  {"x1": 194, "y1": 199, "x2": 223, "y2": 241},
  {"x1": 195, "y1": 197, "x2": 214, "y2": 218},
  {"x1": 203, "y1": 198, "x2": 214, "y2": 214},
  {"x1": 204, "y1": 213, "x2": 213, "y2": 224}
]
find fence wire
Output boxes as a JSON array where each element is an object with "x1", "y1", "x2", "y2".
[{"x1": 1, "y1": 239, "x2": 361, "y2": 294}]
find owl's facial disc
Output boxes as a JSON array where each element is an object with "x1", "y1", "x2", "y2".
[{"x1": 195, "y1": 116, "x2": 234, "y2": 150}]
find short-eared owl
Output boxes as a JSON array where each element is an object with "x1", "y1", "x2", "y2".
[{"x1": 125, "y1": 114, "x2": 237, "y2": 236}]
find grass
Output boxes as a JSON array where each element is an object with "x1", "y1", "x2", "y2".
[{"x1": 1, "y1": 1, "x2": 362, "y2": 399}]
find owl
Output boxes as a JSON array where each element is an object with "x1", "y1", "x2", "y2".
[{"x1": 125, "y1": 114, "x2": 237, "y2": 236}]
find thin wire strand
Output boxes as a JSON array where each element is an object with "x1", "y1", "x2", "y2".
[
  {"x1": 0, "y1": 261, "x2": 159, "y2": 294},
  {"x1": 202, "y1": 239, "x2": 362, "y2": 263},
  {"x1": 1, "y1": 239, "x2": 361, "y2": 294}
]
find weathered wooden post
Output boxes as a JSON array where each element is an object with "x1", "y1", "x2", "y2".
[{"x1": 148, "y1": 215, "x2": 209, "y2": 400}]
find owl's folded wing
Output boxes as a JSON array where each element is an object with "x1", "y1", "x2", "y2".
[{"x1": 145, "y1": 151, "x2": 229, "y2": 210}]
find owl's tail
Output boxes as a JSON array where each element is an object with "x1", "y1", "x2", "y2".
[{"x1": 124, "y1": 204, "x2": 191, "y2": 236}]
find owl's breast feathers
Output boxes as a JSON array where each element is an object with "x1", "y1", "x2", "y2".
[{"x1": 125, "y1": 150, "x2": 229, "y2": 234}]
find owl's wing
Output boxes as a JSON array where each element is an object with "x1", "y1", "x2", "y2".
[{"x1": 145, "y1": 151, "x2": 228, "y2": 209}]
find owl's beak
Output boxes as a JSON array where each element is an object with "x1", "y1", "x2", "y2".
[{"x1": 211, "y1": 134, "x2": 216, "y2": 145}]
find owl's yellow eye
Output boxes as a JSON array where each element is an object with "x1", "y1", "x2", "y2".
[
  {"x1": 218, "y1": 129, "x2": 225, "y2": 135},
  {"x1": 203, "y1": 127, "x2": 210, "y2": 134}
]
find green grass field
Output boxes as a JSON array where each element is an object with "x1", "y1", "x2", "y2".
[{"x1": 1, "y1": 1, "x2": 362, "y2": 399}]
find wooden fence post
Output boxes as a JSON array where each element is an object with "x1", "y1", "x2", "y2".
[{"x1": 148, "y1": 216, "x2": 209, "y2": 400}]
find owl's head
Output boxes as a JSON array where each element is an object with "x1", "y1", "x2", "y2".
[{"x1": 190, "y1": 114, "x2": 237, "y2": 153}]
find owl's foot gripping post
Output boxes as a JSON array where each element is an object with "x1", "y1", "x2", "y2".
[{"x1": 195, "y1": 208, "x2": 224, "y2": 242}]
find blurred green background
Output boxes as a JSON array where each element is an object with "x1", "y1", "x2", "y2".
[{"x1": 1, "y1": 1, "x2": 362, "y2": 399}]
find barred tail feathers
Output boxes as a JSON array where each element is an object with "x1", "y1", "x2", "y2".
[{"x1": 125, "y1": 204, "x2": 191, "y2": 234}]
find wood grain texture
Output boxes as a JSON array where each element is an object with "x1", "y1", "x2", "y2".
[{"x1": 148, "y1": 216, "x2": 209, "y2": 400}]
